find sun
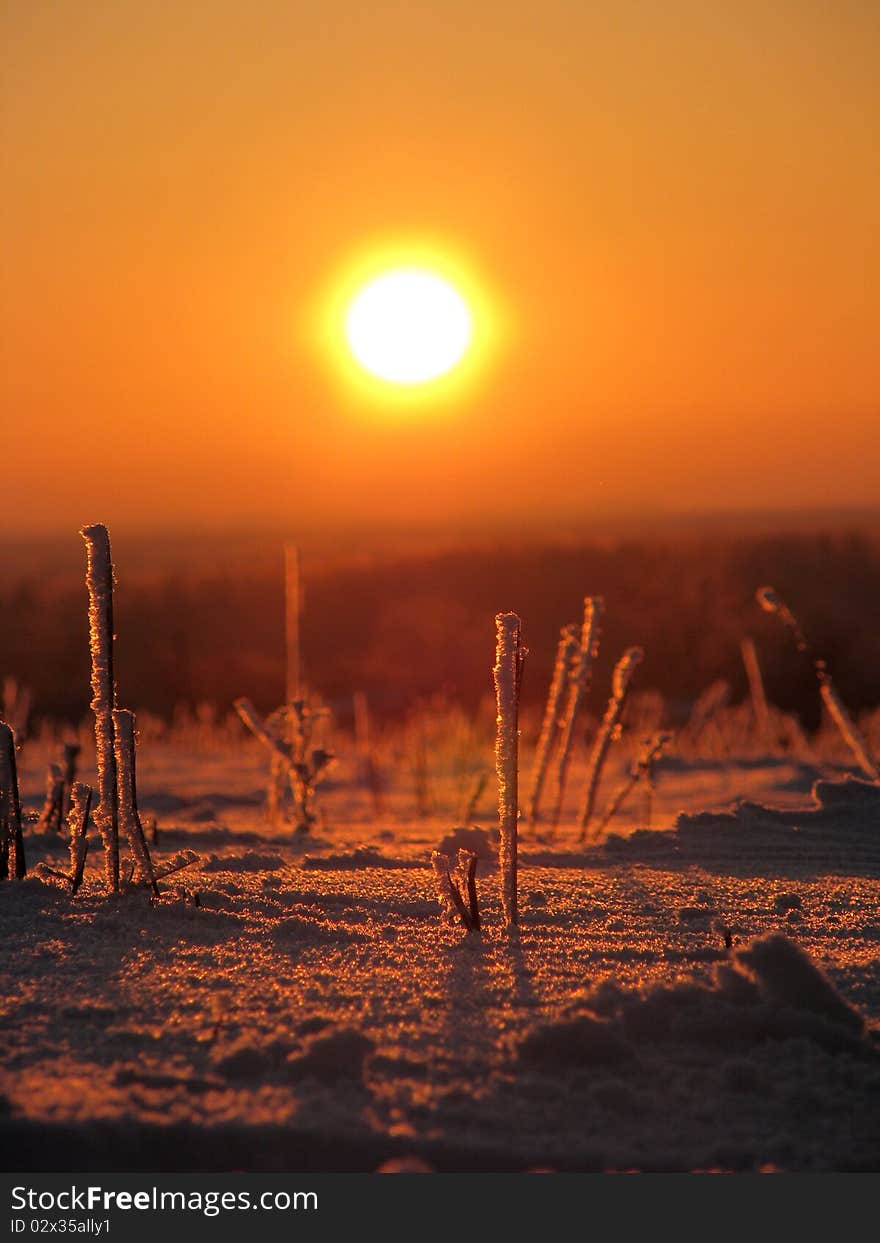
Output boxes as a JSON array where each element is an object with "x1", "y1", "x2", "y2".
[{"x1": 344, "y1": 268, "x2": 473, "y2": 385}]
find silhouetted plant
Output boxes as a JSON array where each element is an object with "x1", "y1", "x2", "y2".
[
  {"x1": 37, "y1": 763, "x2": 64, "y2": 834},
  {"x1": 757, "y1": 585, "x2": 878, "y2": 780},
  {"x1": 0, "y1": 721, "x2": 26, "y2": 879}
]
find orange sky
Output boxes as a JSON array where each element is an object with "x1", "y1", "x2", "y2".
[{"x1": 2, "y1": 1, "x2": 879, "y2": 536}]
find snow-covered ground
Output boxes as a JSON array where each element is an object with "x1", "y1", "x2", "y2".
[{"x1": 2, "y1": 734, "x2": 879, "y2": 1171}]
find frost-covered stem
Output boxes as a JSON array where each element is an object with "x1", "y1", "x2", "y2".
[
  {"x1": 579, "y1": 646, "x2": 643, "y2": 838},
  {"x1": 494, "y1": 612, "x2": 524, "y2": 927},
  {"x1": 236, "y1": 697, "x2": 289, "y2": 820},
  {"x1": 527, "y1": 624, "x2": 579, "y2": 825},
  {"x1": 0, "y1": 722, "x2": 26, "y2": 879},
  {"x1": 61, "y1": 743, "x2": 81, "y2": 818},
  {"x1": 596, "y1": 731, "x2": 672, "y2": 834},
  {"x1": 81, "y1": 524, "x2": 119, "y2": 890},
  {"x1": 67, "y1": 782, "x2": 92, "y2": 895},
  {"x1": 430, "y1": 849, "x2": 478, "y2": 930},
  {"x1": 234, "y1": 698, "x2": 289, "y2": 761},
  {"x1": 740, "y1": 637, "x2": 770, "y2": 741},
  {"x1": 458, "y1": 848, "x2": 480, "y2": 930},
  {"x1": 550, "y1": 597, "x2": 603, "y2": 829},
  {"x1": 819, "y1": 679, "x2": 879, "y2": 781},
  {"x1": 112, "y1": 709, "x2": 159, "y2": 896},
  {"x1": 37, "y1": 763, "x2": 64, "y2": 834}
]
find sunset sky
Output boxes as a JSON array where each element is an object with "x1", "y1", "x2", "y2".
[{"x1": 3, "y1": 2, "x2": 879, "y2": 537}]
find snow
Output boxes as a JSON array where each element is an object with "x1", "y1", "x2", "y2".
[{"x1": 1, "y1": 733, "x2": 879, "y2": 1172}]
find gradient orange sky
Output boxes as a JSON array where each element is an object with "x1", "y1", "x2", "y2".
[{"x1": 3, "y1": 2, "x2": 879, "y2": 536}]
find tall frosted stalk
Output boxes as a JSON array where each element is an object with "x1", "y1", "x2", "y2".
[
  {"x1": 579, "y1": 646, "x2": 643, "y2": 838},
  {"x1": 81, "y1": 524, "x2": 119, "y2": 890},
  {"x1": 494, "y1": 612, "x2": 525, "y2": 927},
  {"x1": 527, "y1": 624, "x2": 579, "y2": 826},
  {"x1": 0, "y1": 722, "x2": 26, "y2": 879},
  {"x1": 67, "y1": 782, "x2": 92, "y2": 896},
  {"x1": 112, "y1": 708, "x2": 159, "y2": 895},
  {"x1": 550, "y1": 596, "x2": 603, "y2": 829}
]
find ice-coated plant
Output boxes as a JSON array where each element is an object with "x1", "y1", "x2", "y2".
[
  {"x1": 67, "y1": 782, "x2": 92, "y2": 895},
  {"x1": 527, "y1": 623, "x2": 580, "y2": 826},
  {"x1": 235, "y1": 696, "x2": 334, "y2": 832},
  {"x1": 595, "y1": 730, "x2": 673, "y2": 834},
  {"x1": 37, "y1": 742, "x2": 80, "y2": 834},
  {"x1": 431, "y1": 847, "x2": 480, "y2": 930},
  {"x1": 37, "y1": 763, "x2": 64, "y2": 834},
  {"x1": 579, "y1": 645, "x2": 643, "y2": 838},
  {"x1": 494, "y1": 612, "x2": 525, "y2": 927},
  {"x1": 0, "y1": 721, "x2": 26, "y2": 880},
  {"x1": 81, "y1": 523, "x2": 120, "y2": 890},
  {"x1": 113, "y1": 708, "x2": 159, "y2": 896},
  {"x1": 757, "y1": 584, "x2": 878, "y2": 781},
  {"x1": 550, "y1": 596, "x2": 603, "y2": 830}
]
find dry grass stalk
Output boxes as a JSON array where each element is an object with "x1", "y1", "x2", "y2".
[
  {"x1": 61, "y1": 742, "x2": 80, "y2": 818},
  {"x1": 288, "y1": 699, "x2": 334, "y2": 832},
  {"x1": 740, "y1": 637, "x2": 771, "y2": 741},
  {"x1": 37, "y1": 763, "x2": 65, "y2": 833},
  {"x1": 579, "y1": 646, "x2": 644, "y2": 838},
  {"x1": 596, "y1": 731, "x2": 673, "y2": 834},
  {"x1": 235, "y1": 696, "x2": 333, "y2": 831},
  {"x1": 461, "y1": 770, "x2": 488, "y2": 824},
  {"x1": 285, "y1": 543, "x2": 302, "y2": 707},
  {"x1": 550, "y1": 597, "x2": 603, "y2": 830},
  {"x1": 0, "y1": 721, "x2": 26, "y2": 879},
  {"x1": 353, "y1": 690, "x2": 384, "y2": 815},
  {"x1": 81, "y1": 523, "x2": 120, "y2": 890},
  {"x1": 67, "y1": 782, "x2": 92, "y2": 895},
  {"x1": 819, "y1": 680, "x2": 879, "y2": 782},
  {"x1": 430, "y1": 848, "x2": 480, "y2": 930},
  {"x1": 112, "y1": 708, "x2": 159, "y2": 896},
  {"x1": 757, "y1": 584, "x2": 878, "y2": 781},
  {"x1": 494, "y1": 612, "x2": 525, "y2": 927},
  {"x1": 527, "y1": 624, "x2": 580, "y2": 826},
  {"x1": 153, "y1": 849, "x2": 200, "y2": 882},
  {"x1": 409, "y1": 718, "x2": 432, "y2": 818},
  {"x1": 2, "y1": 677, "x2": 31, "y2": 743}
]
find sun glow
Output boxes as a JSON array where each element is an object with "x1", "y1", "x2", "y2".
[
  {"x1": 344, "y1": 268, "x2": 473, "y2": 385},
  {"x1": 310, "y1": 241, "x2": 501, "y2": 408}
]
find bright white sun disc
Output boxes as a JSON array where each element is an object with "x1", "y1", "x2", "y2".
[{"x1": 344, "y1": 269, "x2": 473, "y2": 384}]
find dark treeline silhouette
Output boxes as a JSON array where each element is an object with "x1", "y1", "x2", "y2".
[{"x1": 3, "y1": 530, "x2": 880, "y2": 731}]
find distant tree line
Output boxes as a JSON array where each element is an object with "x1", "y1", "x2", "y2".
[{"x1": 3, "y1": 530, "x2": 880, "y2": 731}]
